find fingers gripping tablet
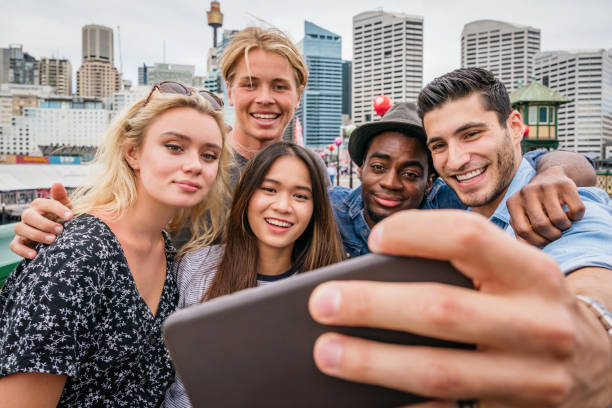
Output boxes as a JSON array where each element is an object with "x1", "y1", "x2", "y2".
[{"x1": 163, "y1": 254, "x2": 474, "y2": 408}]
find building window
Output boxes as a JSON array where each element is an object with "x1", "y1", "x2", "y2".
[
  {"x1": 539, "y1": 107, "x2": 548, "y2": 123},
  {"x1": 529, "y1": 106, "x2": 537, "y2": 125}
]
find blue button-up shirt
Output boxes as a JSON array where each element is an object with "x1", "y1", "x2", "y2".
[{"x1": 485, "y1": 158, "x2": 612, "y2": 274}]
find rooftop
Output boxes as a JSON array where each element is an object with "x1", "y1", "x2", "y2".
[{"x1": 510, "y1": 81, "x2": 571, "y2": 104}]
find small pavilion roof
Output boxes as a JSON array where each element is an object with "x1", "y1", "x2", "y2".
[{"x1": 510, "y1": 82, "x2": 571, "y2": 105}]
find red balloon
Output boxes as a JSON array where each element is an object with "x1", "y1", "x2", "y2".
[
  {"x1": 328, "y1": 145, "x2": 335, "y2": 151},
  {"x1": 373, "y1": 95, "x2": 392, "y2": 116},
  {"x1": 523, "y1": 125, "x2": 530, "y2": 138}
]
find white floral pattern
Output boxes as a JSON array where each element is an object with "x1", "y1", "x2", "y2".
[{"x1": 0, "y1": 214, "x2": 178, "y2": 407}]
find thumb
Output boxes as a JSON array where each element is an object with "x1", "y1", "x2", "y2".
[{"x1": 51, "y1": 183, "x2": 72, "y2": 209}]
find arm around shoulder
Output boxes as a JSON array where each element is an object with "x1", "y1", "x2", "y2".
[{"x1": 532, "y1": 149, "x2": 597, "y2": 187}]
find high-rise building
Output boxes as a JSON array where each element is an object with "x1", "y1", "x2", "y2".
[
  {"x1": 82, "y1": 24, "x2": 114, "y2": 64},
  {"x1": 0, "y1": 45, "x2": 39, "y2": 85},
  {"x1": 342, "y1": 60, "x2": 352, "y2": 122},
  {"x1": 297, "y1": 21, "x2": 342, "y2": 146},
  {"x1": 461, "y1": 20, "x2": 540, "y2": 92},
  {"x1": 534, "y1": 49, "x2": 612, "y2": 157},
  {"x1": 77, "y1": 61, "x2": 121, "y2": 98},
  {"x1": 39, "y1": 58, "x2": 72, "y2": 95},
  {"x1": 352, "y1": 10, "x2": 423, "y2": 125},
  {"x1": 138, "y1": 64, "x2": 148, "y2": 86},
  {"x1": 77, "y1": 24, "x2": 120, "y2": 98},
  {"x1": 147, "y1": 63, "x2": 195, "y2": 86}
]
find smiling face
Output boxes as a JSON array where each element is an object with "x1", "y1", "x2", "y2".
[
  {"x1": 227, "y1": 48, "x2": 303, "y2": 156},
  {"x1": 126, "y1": 107, "x2": 223, "y2": 213},
  {"x1": 247, "y1": 155, "x2": 314, "y2": 257},
  {"x1": 360, "y1": 131, "x2": 433, "y2": 227},
  {"x1": 423, "y1": 93, "x2": 523, "y2": 217}
]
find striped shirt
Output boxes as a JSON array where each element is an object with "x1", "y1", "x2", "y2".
[{"x1": 163, "y1": 245, "x2": 297, "y2": 408}]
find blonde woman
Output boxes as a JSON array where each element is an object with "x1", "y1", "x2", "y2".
[
  {"x1": 10, "y1": 26, "x2": 317, "y2": 254},
  {"x1": 0, "y1": 83, "x2": 231, "y2": 407}
]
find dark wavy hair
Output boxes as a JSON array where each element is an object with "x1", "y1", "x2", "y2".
[
  {"x1": 417, "y1": 67, "x2": 512, "y2": 126},
  {"x1": 204, "y1": 141, "x2": 345, "y2": 300}
]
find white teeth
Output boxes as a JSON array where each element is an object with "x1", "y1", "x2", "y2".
[
  {"x1": 265, "y1": 218, "x2": 292, "y2": 228},
  {"x1": 252, "y1": 113, "x2": 278, "y2": 119},
  {"x1": 456, "y1": 168, "x2": 485, "y2": 182}
]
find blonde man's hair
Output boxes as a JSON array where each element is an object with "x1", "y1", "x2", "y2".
[
  {"x1": 71, "y1": 91, "x2": 233, "y2": 252},
  {"x1": 219, "y1": 26, "x2": 308, "y2": 87}
]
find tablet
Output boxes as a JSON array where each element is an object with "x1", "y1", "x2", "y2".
[{"x1": 163, "y1": 254, "x2": 474, "y2": 408}]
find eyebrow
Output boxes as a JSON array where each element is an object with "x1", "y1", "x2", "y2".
[
  {"x1": 367, "y1": 153, "x2": 424, "y2": 170},
  {"x1": 263, "y1": 178, "x2": 312, "y2": 193},
  {"x1": 161, "y1": 132, "x2": 222, "y2": 150},
  {"x1": 427, "y1": 121, "x2": 488, "y2": 146}
]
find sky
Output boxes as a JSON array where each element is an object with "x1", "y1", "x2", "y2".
[{"x1": 2, "y1": 0, "x2": 611, "y2": 87}]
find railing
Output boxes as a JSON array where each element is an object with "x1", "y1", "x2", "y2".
[
  {"x1": 597, "y1": 170, "x2": 612, "y2": 198},
  {"x1": 0, "y1": 223, "x2": 20, "y2": 290}
]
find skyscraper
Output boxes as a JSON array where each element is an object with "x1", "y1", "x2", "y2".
[
  {"x1": 39, "y1": 58, "x2": 72, "y2": 95},
  {"x1": 138, "y1": 63, "x2": 195, "y2": 86},
  {"x1": 461, "y1": 20, "x2": 540, "y2": 92},
  {"x1": 352, "y1": 10, "x2": 423, "y2": 125},
  {"x1": 82, "y1": 25, "x2": 114, "y2": 64},
  {"x1": 76, "y1": 24, "x2": 120, "y2": 97},
  {"x1": 297, "y1": 21, "x2": 342, "y2": 146},
  {"x1": 534, "y1": 49, "x2": 612, "y2": 156},
  {"x1": 0, "y1": 45, "x2": 39, "y2": 85},
  {"x1": 342, "y1": 60, "x2": 352, "y2": 122}
]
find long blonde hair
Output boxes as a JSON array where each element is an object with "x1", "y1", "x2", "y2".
[
  {"x1": 219, "y1": 26, "x2": 308, "y2": 87},
  {"x1": 71, "y1": 91, "x2": 233, "y2": 250}
]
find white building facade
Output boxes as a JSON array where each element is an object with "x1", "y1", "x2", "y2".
[
  {"x1": 534, "y1": 49, "x2": 612, "y2": 156},
  {"x1": 352, "y1": 10, "x2": 423, "y2": 125},
  {"x1": 24, "y1": 99, "x2": 108, "y2": 148},
  {"x1": 109, "y1": 85, "x2": 149, "y2": 118},
  {"x1": 461, "y1": 20, "x2": 540, "y2": 92},
  {"x1": 0, "y1": 116, "x2": 33, "y2": 155}
]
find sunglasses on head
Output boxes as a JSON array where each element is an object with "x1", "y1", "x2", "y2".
[{"x1": 145, "y1": 81, "x2": 224, "y2": 110}]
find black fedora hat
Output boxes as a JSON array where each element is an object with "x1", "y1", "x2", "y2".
[{"x1": 348, "y1": 102, "x2": 426, "y2": 167}]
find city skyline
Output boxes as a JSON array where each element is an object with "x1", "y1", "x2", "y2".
[{"x1": 2, "y1": 0, "x2": 610, "y2": 88}]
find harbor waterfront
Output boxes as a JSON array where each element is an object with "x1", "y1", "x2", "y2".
[{"x1": 0, "y1": 223, "x2": 19, "y2": 288}]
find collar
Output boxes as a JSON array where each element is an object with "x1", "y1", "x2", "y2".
[
  {"x1": 487, "y1": 158, "x2": 535, "y2": 227},
  {"x1": 257, "y1": 267, "x2": 297, "y2": 282},
  {"x1": 346, "y1": 185, "x2": 365, "y2": 218}
]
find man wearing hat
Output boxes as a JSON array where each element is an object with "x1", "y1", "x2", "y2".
[{"x1": 329, "y1": 102, "x2": 596, "y2": 258}]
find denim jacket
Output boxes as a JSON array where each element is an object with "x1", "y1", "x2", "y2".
[{"x1": 329, "y1": 186, "x2": 372, "y2": 258}]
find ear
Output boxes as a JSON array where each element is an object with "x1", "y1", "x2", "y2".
[
  {"x1": 425, "y1": 173, "x2": 435, "y2": 195},
  {"x1": 356, "y1": 166, "x2": 363, "y2": 181},
  {"x1": 124, "y1": 144, "x2": 140, "y2": 171},
  {"x1": 226, "y1": 81, "x2": 234, "y2": 107},
  {"x1": 295, "y1": 84, "x2": 305, "y2": 109},
  {"x1": 507, "y1": 110, "x2": 523, "y2": 145}
]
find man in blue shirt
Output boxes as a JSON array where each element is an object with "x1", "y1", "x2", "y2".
[
  {"x1": 308, "y1": 67, "x2": 612, "y2": 408},
  {"x1": 420, "y1": 68, "x2": 612, "y2": 275},
  {"x1": 330, "y1": 102, "x2": 594, "y2": 258}
]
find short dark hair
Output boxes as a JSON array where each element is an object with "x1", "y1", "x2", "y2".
[
  {"x1": 417, "y1": 68, "x2": 512, "y2": 126},
  {"x1": 363, "y1": 128, "x2": 436, "y2": 178}
]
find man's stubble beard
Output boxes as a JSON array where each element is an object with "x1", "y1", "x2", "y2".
[{"x1": 458, "y1": 129, "x2": 517, "y2": 209}]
